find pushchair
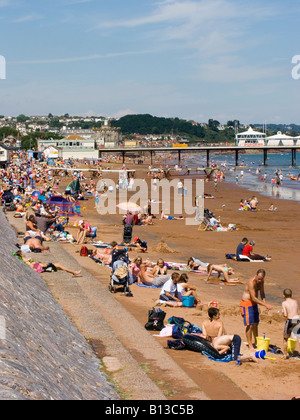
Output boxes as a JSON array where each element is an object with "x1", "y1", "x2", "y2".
[
  {"x1": 1, "y1": 190, "x2": 16, "y2": 212},
  {"x1": 109, "y1": 249, "x2": 132, "y2": 295}
]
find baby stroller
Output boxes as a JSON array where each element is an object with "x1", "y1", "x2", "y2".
[
  {"x1": 109, "y1": 249, "x2": 132, "y2": 295},
  {"x1": 1, "y1": 190, "x2": 15, "y2": 212}
]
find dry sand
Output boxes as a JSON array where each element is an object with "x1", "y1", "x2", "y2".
[{"x1": 44, "y1": 161, "x2": 300, "y2": 399}]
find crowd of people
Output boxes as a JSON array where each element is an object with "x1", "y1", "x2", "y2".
[{"x1": 1, "y1": 154, "x2": 299, "y2": 372}]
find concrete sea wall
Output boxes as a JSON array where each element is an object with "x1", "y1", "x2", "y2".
[{"x1": 0, "y1": 210, "x2": 118, "y2": 400}]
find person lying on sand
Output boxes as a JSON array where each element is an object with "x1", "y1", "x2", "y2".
[
  {"x1": 206, "y1": 264, "x2": 241, "y2": 285},
  {"x1": 138, "y1": 261, "x2": 170, "y2": 287},
  {"x1": 187, "y1": 257, "x2": 210, "y2": 270},
  {"x1": 160, "y1": 211, "x2": 184, "y2": 220},
  {"x1": 242, "y1": 240, "x2": 271, "y2": 262},
  {"x1": 15, "y1": 251, "x2": 81, "y2": 276},
  {"x1": 23, "y1": 232, "x2": 50, "y2": 252}
]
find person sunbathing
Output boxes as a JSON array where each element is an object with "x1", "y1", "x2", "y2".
[
  {"x1": 206, "y1": 264, "x2": 241, "y2": 285},
  {"x1": 16, "y1": 251, "x2": 81, "y2": 276},
  {"x1": 187, "y1": 257, "x2": 210, "y2": 270},
  {"x1": 23, "y1": 231, "x2": 50, "y2": 252},
  {"x1": 242, "y1": 240, "x2": 271, "y2": 262},
  {"x1": 160, "y1": 211, "x2": 184, "y2": 220},
  {"x1": 138, "y1": 262, "x2": 170, "y2": 287}
]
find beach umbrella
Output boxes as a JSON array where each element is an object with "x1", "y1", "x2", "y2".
[{"x1": 117, "y1": 202, "x2": 142, "y2": 213}]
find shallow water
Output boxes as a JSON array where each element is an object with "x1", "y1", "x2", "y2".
[{"x1": 165, "y1": 151, "x2": 300, "y2": 203}]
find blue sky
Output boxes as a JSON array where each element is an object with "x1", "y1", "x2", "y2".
[{"x1": 0, "y1": 0, "x2": 300, "y2": 124}]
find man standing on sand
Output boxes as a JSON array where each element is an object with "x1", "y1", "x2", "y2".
[{"x1": 240, "y1": 269, "x2": 273, "y2": 351}]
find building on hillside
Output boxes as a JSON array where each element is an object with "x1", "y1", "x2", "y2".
[
  {"x1": 91, "y1": 119, "x2": 122, "y2": 148},
  {"x1": 2, "y1": 135, "x2": 22, "y2": 149}
]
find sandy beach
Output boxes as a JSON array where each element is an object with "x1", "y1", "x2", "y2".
[{"x1": 40, "y1": 158, "x2": 297, "y2": 401}]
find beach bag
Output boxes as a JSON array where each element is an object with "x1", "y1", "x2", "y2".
[
  {"x1": 80, "y1": 246, "x2": 88, "y2": 257},
  {"x1": 172, "y1": 325, "x2": 184, "y2": 339},
  {"x1": 167, "y1": 316, "x2": 193, "y2": 335},
  {"x1": 145, "y1": 308, "x2": 166, "y2": 331}
]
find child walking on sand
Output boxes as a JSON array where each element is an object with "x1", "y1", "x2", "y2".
[{"x1": 282, "y1": 289, "x2": 299, "y2": 359}]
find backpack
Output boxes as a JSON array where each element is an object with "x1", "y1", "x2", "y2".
[
  {"x1": 80, "y1": 246, "x2": 88, "y2": 257},
  {"x1": 145, "y1": 308, "x2": 166, "y2": 331}
]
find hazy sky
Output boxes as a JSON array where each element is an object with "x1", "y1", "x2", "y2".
[{"x1": 0, "y1": 0, "x2": 299, "y2": 124}]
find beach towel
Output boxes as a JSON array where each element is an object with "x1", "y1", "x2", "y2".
[
  {"x1": 202, "y1": 351, "x2": 233, "y2": 363},
  {"x1": 134, "y1": 283, "x2": 161, "y2": 289}
]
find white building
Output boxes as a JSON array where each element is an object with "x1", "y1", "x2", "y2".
[
  {"x1": 295, "y1": 136, "x2": 300, "y2": 146},
  {"x1": 37, "y1": 135, "x2": 99, "y2": 160},
  {"x1": 266, "y1": 131, "x2": 295, "y2": 146},
  {"x1": 0, "y1": 144, "x2": 14, "y2": 167}
]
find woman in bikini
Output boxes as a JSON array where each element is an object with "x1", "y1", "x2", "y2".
[{"x1": 206, "y1": 264, "x2": 241, "y2": 285}]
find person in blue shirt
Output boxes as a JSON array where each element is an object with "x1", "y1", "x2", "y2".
[{"x1": 236, "y1": 238, "x2": 248, "y2": 261}]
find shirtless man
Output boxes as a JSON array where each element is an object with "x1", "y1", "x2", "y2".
[
  {"x1": 138, "y1": 262, "x2": 170, "y2": 287},
  {"x1": 24, "y1": 232, "x2": 50, "y2": 252},
  {"x1": 240, "y1": 269, "x2": 273, "y2": 351}
]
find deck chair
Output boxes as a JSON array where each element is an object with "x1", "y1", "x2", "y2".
[
  {"x1": 198, "y1": 218, "x2": 215, "y2": 232},
  {"x1": 86, "y1": 227, "x2": 98, "y2": 242}
]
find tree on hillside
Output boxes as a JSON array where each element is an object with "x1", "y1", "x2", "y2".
[
  {"x1": 17, "y1": 114, "x2": 29, "y2": 123},
  {"x1": 0, "y1": 127, "x2": 19, "y2": 139},
  {"x1": 208, "y1": 119, "x2": 220, "y2": 132}
]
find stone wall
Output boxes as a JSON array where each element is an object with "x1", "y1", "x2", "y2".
[{"x1": 0, "y1": 210, "x2": 118, "y2": 400}]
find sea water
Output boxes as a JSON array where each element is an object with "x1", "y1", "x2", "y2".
[{"x1": 166, "y1": 151, "x2": 300, "y2": 203}]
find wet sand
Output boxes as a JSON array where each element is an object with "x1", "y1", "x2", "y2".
[{"x1": 58, "y1": 161, "x2": 300, "y2": 400}]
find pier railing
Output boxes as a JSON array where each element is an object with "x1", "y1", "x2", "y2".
[{"x1": 98, "y1": 145, "x2": 299, "y2": 167}]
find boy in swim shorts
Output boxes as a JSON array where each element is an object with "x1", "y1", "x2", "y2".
[{"x1": 282, "y1": 288, "x2": 299, "y2": 359}]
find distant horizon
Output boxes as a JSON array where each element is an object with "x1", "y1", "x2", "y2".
[{"x1": 0, "y1": 1, "x2": 299, "y2": 124}]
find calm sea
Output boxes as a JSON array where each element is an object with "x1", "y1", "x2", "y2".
[{"x1": 167, "y1": 151, "x2": 300, "y2": 203}]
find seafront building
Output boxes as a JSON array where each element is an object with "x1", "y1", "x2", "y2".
[
  {"x1": 236, "y1": 127, "x2": 266, "y2": 147},
  {"x1": 37, "y1": 120, "x2": 122, "y2": 160},
  {"x1": 236, "y1": 127, "x2": 299, "y2": 147}
]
